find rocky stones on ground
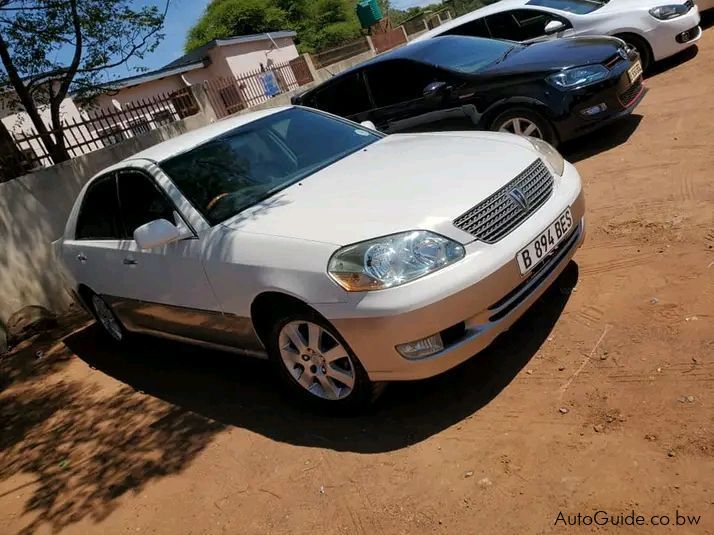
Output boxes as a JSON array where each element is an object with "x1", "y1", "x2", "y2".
[{"x1": 6, "y1": 306, "x2": 57, "y2": 346}]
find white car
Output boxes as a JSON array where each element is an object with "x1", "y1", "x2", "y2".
[
  {"x1": 55, "y1": 106, "x2": 585, "y2": 409},
  {"x1": 411, "y1": 0, "x2": 702, "y2": 71}
]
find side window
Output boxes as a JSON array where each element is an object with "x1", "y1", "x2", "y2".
[
  {"x1": 365, "y1": 60, "x2": 441, "y2": 108},
  {"x1": 314, "y1": 73, "x2": 371, "y2": 117},
  {"x1": 117, "y1": 171, "x2": 175, "y2": 239},
  {"x1": 75, "y1": 175, "x2": 123, "y2": 240},
  {"x1": 511, "y1": 10, "x2": 570, "y2": 40},
  {"x1": 442, "y1": 18, "x2": 490, "y2": 38},
  {"x1": 487, "y1": 10, "x2": 569, "y2": 41}
]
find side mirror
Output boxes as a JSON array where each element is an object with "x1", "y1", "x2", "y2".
[
  {"x1": 423, "y1": 81, "x2": 449, "y2": 102},
  {"x1": 544, "y1": 20, "x2": 565, "y2": 35},
  {"x1": 134, "y1": 218, "x2": 181, "y2": 250},
  {"x1": 360, "y1": 120, "x2": 378, "y2": 131}
]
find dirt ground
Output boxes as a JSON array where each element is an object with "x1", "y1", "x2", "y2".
[{"x1": 2, "y1": 20, "x2": 713, "y2": 535}]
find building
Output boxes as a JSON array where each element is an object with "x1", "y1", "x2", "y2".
[{"x1": 0, "y1": 31, "x2": 301, "y2": 168}]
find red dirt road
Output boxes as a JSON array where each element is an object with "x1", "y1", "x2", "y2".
[{"x1": 1, "y1": 20, "x2": 713, "y2": 535}]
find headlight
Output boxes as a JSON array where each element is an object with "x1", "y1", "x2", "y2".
[
  {"x1": 547, "y1": 65, "x2": 609, "y2": 89},
  {"x1": 528, "y1": 137, "x2": 565, "y2": 176},
  {"x1": 649, "y1": 4, "x2": 689, "y2": 19},
  {"x1": 328, "y1": 231, "x2": 465, "y2": 291}
]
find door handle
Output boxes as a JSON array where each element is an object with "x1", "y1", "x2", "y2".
[
  {"x1": 77, "y1": 253, "x2": 87, "y2": 263},
  {"x1": 123, "y1": 258, "x2": 138, "y2": 266}
]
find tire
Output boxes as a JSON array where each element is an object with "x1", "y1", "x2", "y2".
[
  {"x1": 89, "y1": 292, "x2": 129, "y2": 343},
  {"x1": 489, "y1": 107, "x2": 558, "y2": 146},
  {"x1": 616, "y1": 34, "x2": 652, "y2": 72},
  {"x1": 265, "y1": 310, "x2": 380, "y2": 412}
]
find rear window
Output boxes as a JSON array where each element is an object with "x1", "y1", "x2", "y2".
[{"x1": 526, "y1": 0, "x2": 605, "y2": 14}]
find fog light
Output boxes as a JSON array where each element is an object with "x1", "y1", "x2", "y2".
[
  {"x1": 581, "y1": 103, "x2": 607, "y2": 116},
  {"x1": 396, "y1": 333, "x2": 444, "y2": 360}
]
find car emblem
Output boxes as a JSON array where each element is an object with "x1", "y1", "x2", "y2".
[
  {"x1": 508, "y1": 188, "x2": 530, "y2": 212},
  {"x1": 619, "y1": 48, "x2": 628, "y2": 60}
]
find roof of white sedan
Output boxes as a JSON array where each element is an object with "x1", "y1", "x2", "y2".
[
  {"x1": 128, "y1": 106, "x2": 292, "y2": 162},
  {"x1": 410, "y1": 0, "x2": 532, "y2": 43}
]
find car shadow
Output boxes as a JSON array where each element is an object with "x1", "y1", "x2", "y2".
[
  {"x1": 700, "y1": 9, "x2": 714, "y2": 30},
  {"x1": 561, "y1": 114, "x2": 643, "y2": 163},
  {"x1": 63, "y1": 262, "x2": 579, "y2": 454},
  {"x1": 648, "y1": 45, "x2": 699, "y2": 78}
]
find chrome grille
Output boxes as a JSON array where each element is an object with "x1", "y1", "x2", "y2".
[{"x1": 453, "y1": 159, "x2": 554, "y2": 243}]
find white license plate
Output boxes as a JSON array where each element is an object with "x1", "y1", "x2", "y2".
[
  {"x1": 627, "y1": 60, "x2": 643, "y2": 83},
  {"x1": 517, "y1": 208, "x2": 574, "y2": 275}
]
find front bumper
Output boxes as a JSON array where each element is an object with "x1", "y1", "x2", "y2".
[
  {"x1": 553, "y1": 55, "x2": 647, "y2": 142},
  {"x1": 647, "y1": 8, "x2": 701, "y2": 61},
  {"x1": 318, "y1": 164, "x2": 585, "y2": 381}
]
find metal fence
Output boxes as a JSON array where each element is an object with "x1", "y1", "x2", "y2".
[
  {"x1": 202, "y1": 57, "x2": 313, "y2": 119},
  {"x1": 312, "y1": 38, "x2": 372, "y2": 69},
  {"x1": 5, "y1": 88, "x2": 199, "y2": 176},
  {"x1": 371, "y1": 28, "x2": 408, "y2": 54}
]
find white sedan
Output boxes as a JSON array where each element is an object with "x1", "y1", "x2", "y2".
[
  {"x1": 412, "y1": 0, "x2": 702, "y2": 71},
  {"x1": 55, "y1": 106, "x2": 585, "y2": 409}
]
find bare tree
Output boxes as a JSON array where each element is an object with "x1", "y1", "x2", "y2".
[{"x1": 0, "y1": 0, "x2": 169, "y2": 164}]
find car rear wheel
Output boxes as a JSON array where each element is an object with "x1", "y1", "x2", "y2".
[
  {"x1": 267, "y1": 311, "x2": 379, "y2": 411},
  {"x1": 490, "y1": 108, "x2": 557, "y2": 145},
  {"x1": 90, "y1": 293, "x2": 127, "y2": 343}
]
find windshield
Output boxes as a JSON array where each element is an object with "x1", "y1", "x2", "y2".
[
  {"x1": 417, "y1": 36, "x2": 524, "y2": 74},
  {"x1": 160, "y1": 108, "x2": 380, "y2": 225},
  {"x1": 526, "y1": 0, "x2": 606, "y2": 14}
]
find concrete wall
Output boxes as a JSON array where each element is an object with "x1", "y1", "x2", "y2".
[{"x1": 0, "y1": 112, "x2": 211, "y2": 323}]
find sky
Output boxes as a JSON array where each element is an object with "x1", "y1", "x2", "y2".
[{"x1": 106, "y1": 0, "x2": 438, "y2": 81}]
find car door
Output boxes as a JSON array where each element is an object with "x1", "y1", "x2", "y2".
[
  {"x1": 112, "y1": 167, "x2": 226, "y2": 342},
  {"x1": 485, "y1": 9, "x2": 575, "y2": 43},
  {"x1": 363, "y1": 59, "x2": 473, "y2": 133},
  {"x1": 311, "y1": 71, "x2": 373, "y2": 124},
  {"x1": 63, "y1": 173, "x2": 127, "y2": 307}
]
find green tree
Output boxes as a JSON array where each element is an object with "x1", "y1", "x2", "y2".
[
  {"x1": 186, "y1": 0, "x2": 362, "y2": 55},
  {"x1": 0, "y1": 0, "x2": 168, "y2": 164},
  {"x1": 185, "y1": 0, "x2": 289, "y2": 52}
]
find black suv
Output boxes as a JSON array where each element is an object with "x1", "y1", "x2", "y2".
[{"x1": 293, "y1": 35, "x2": 646, "y2": 145}]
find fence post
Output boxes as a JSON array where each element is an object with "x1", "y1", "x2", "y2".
[
  {"x1": 302, "y1": 54, "x2": 320, "y2": 83},
  {"x1": 398, "y1": 25, "x2": 409, "y2": 43},
  {"x1": 365, "y1": 36, "x2": 377, "y2": 57},
  {"x1": 188, "y1": 83, "x2": 219, "y2": 123}
]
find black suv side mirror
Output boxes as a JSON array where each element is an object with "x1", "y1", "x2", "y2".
[{"x1": 423, "y1": 81, "x2": 449, "y2": 102}]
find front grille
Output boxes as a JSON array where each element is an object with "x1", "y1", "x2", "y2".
[
  {"x1": 453, "y1": 159, "x2": 554, "y2": 244},
  {"x1": 619, "y1": 78, "x2": 643, "y2": 107}
]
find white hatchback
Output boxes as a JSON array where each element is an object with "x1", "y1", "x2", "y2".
[
  {"x1": 55, "y1": 107, "x2": 585, "y2": 409},
  {"x1": 411, "y1": 0, "x2": 702, "y2": 71}
]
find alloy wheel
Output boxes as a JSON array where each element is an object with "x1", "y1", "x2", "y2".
[
  {"x1": 92, "y1": 294, "x2": 123, "y2": 341},
  {"x1": 278, "y1": 320, "x2": 356, "y2": 400},
  {"x1": 498, "y1": 117, "x2": 543, "y2": 139}
]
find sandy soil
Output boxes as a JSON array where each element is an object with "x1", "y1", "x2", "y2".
[{"x1": 1, "y1": 18, "x2": 713, "y2": 535}]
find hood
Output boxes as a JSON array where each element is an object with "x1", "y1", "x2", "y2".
[
  {"x1": 221, "y1": 132, "x2": 542, "y2": 246},
  {"x1": 596, "y1": 0, "x2": 682, "y2": 11},
  {"x1": 486, "y1": 36, "x2": 623, "y2": 73}
]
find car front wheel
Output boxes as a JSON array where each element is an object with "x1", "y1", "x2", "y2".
[
  {"x1": 267, "y1": 311, "x2": 378, "y2": 411},
  {"x1": 490, "y1": 107, "x2": 557, "y2": 146}
]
